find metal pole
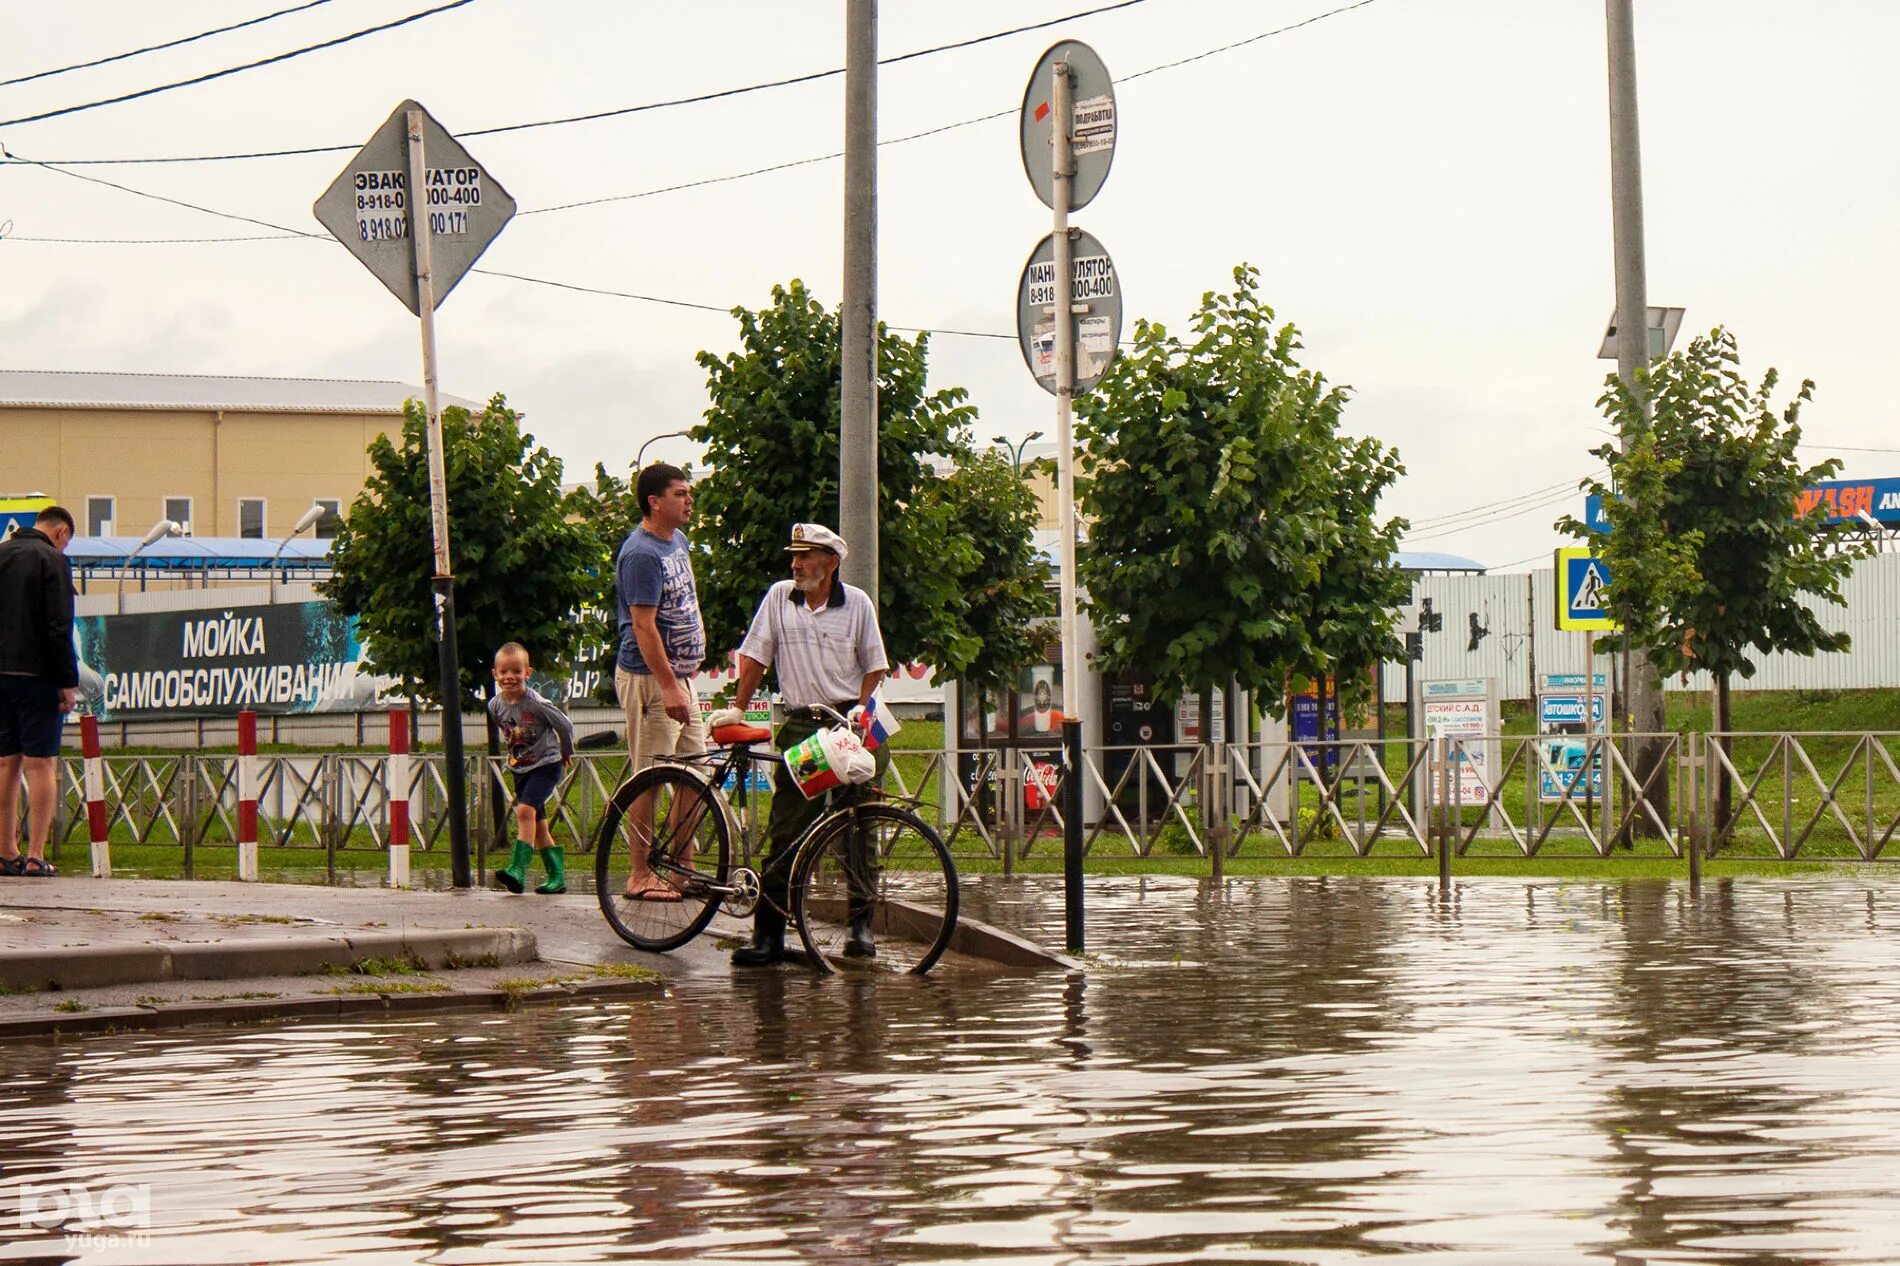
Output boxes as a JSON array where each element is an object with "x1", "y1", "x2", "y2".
[
  {"x1": 840, "y1": 0, "x2": 879, "y2": 599},
  {"x1": 405, "y1": 108, "x2": 472, "y2": 888},
  {"x1": 1606, "y1": 0, "x2": 1668, "y2": 803},
  {"x1": 1687, "y1": 731, "x2": 1702, "y2": 893},
  {"x1": 1051, "y1": 59, "x2": 1086, "y2": 955}
]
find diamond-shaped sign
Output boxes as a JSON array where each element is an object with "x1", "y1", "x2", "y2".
[{"x1": 313, "y1": 99, "x2": 515, "y2": 316}]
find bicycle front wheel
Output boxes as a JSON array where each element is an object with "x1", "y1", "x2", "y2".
[
  {"x1": 791, "y1": 804, "x2": 958, "y2": 976},
  {"x1": 595, "y1": 765, "x2": 731, "y2": 953}
]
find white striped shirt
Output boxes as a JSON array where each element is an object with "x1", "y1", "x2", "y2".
[{"x1": 738, "y1": 580, "x2": 888, "y2": 709}]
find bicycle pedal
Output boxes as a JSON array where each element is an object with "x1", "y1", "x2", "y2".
[{"x1": 721, "y1": 866, "x2": 761, "y2": 918}]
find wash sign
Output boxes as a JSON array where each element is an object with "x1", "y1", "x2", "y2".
[
  {"x1": 1585, "y1": 475, "x2": 1900, "y2": 532},
  {"x1": 1554, "y1": 547, "x2": 1618, "y2": 630}
]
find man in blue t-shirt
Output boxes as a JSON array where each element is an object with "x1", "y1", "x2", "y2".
[{"x1": 614, "y1": 462, "x2": 707, "y2": 898}]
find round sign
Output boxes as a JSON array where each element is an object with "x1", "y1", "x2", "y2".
[
  {"x1": 1020, "y1": 40, "x2": 1116, "y2": 212},
  {"x1": 1016, "y1": 228, "x2": 1123, "y2": 396}
]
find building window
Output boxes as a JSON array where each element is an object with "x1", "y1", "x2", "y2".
[
  {"x1": 85, "y1": 496, "x2": 115, "y2": 536},
  {"x1": 163, "y1": 496, "x2": 194, "y2": 535},
  {"x1": 313, "y1": 498, "x2": 343, "y2": 539},
  {"x1": 238, "y1": 498, "x2": 267, "y2": 539}
]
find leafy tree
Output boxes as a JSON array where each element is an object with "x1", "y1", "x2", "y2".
[
  {"x1": 922, "y1": 448, "x2": 1056, "y2": 694},
  {"x1": 1561, "y1": 329, "x2": 1867, "y2": 814},
  {"x1": 323, "y1": 396, "x2": 596, "y2": 722},
  {"x1": 563, "y1": 462, "x2": 645, "y2": 705},
  {"x1": 689, "y1": 279, "x2": 994, "y2": 675},
  {"x1": 1075, "y1": 264, "x2": 1409, "y2": 715}
]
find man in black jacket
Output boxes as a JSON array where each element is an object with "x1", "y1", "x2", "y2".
[{"x1": 0, "y1": 505, "x2": 79, "y2": 877}]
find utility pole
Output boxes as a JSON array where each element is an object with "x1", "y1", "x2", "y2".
[
  {"x1": 840, "y1": 0, "x2": 879, "y2": 600},
  {"x1": 1605, "y1": 0, "x2": 1668, "y2": 819}
]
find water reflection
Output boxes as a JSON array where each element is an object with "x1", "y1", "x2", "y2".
[{"x1": 3, "y1": 876, "x2": 1899, "y2": 1262}]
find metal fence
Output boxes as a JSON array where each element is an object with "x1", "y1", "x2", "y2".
[{"x1": 21, "y1": 730, "x2": 1899, "y2": 877}]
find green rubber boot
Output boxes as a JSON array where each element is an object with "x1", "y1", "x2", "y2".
[
  {"x1": 534, "y1": 846, "x2": 567, "y2": 895},
  {"x1": 495, "y1": 839, "x2": 534, "y2": 894}
]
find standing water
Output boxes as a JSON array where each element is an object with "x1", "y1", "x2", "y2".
[{"x1": 5, "y1": 875, "x2": 1899, "y2": 1263}]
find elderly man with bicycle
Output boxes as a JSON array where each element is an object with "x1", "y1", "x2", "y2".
[{"x1": 710, "y1": 522, "x2": 891, "y2": 967}]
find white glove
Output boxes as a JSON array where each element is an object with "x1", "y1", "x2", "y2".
[
  {"x1": 846, "y1": 703, "x2": 870, "y2": 732},
  {"x1": 706, "y1": 706, "x2": 745, "y2": 729}
]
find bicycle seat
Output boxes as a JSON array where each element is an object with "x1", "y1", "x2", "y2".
[{"x1": 712, "y1": 723, "x2": 772, "y2": 746}]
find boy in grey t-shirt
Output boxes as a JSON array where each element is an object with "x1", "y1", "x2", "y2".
[{"x1": 488, "y1": 642, "x2": 576, "y2": 894}]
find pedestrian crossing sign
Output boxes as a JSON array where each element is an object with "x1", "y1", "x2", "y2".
[{"x1": 1554, "y1": 547, "x2": 1619, "y2": 630}]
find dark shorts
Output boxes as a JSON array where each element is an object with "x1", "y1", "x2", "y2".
[
  {"x1": 0, "y1": 676, "x2": 65, "y2": 759},
  {"x1": 511, "y1": 764, "x2": 562, "y2": 820}
]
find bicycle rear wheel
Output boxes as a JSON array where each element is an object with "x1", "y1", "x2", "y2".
[
  {"x1": 791, "y1": 804, "x2": 958, "y2": 976},
  {"x1": 595, "y1": 765, "x2": 731, "y2": 953}
]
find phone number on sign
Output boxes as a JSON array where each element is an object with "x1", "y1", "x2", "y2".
[{"x1": 355, "y1": 211, "x2": 471, "y2": 242}]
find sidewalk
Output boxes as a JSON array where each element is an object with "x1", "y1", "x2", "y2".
[
  {"x1": 0, "y1": 878, "x2": 725, "y2": 1039},
  {"x1": 1, "y1": 877, "x2": 1075, "y2": 1040}
]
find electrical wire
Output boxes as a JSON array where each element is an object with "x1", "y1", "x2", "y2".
[
  {"x1": 6, "y1": 145, "x2": 1022, "y2": 338},
  {"x1": 0, "y1": 0, "x2": 480, "y2": 130},
  {"x1": 0, "y1": 0, "x2": 337, "y2": 89},
  {"x1": 1487, "y1": 548, "x2": 1561, "y2": 571},
  {"x1": 0, "y1": 0, "x2": 1398, "y2": 167},
  {"x1": 1802, "y1": 441, "x2": 1900, "y2": 455},
  {"x1": 1401, "y1": 486, "x2": 1581, "y2": 545},
  {"x1": 1403, "y1": 474, "x2": 1594, "y2": 530},
  {"x1": 1, "y1": 0, "x2": 1150, "y2": 164},
  {"x1": 4, "y1": 0, "x2": 1382, "y2": 237}
]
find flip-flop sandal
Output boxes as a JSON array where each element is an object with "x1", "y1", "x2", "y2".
[
  {"x1": 624, "y1": 885, "x2": 683, "y2": 902},
  {"x1": 21, "y1": 857, "x2": 56, "y2": 877},
  {"x1": 0, "y1": 856, "x2": 25, "y2": 877}
]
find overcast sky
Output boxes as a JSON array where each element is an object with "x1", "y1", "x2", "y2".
[{"x1": 5, "y1": 0, "x2": 1896, "y2": 570}]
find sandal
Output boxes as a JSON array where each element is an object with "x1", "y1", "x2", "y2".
[
  {"x1": 0, "y1": 855, "x2": 24, "y2": 877},
  {"x1": 21, "y1": 857, "x2": 56, "y2": 877},
  {"x1": 623, "y1": 882, "x2": 683, "y2": 902}
]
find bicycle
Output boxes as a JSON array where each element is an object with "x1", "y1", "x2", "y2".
[{"x1": 593, "y1": 707, "x2": 959, "y2": 975}]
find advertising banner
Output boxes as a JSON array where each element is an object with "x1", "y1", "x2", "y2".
[
  {"x1": 73, "y1": 602, "x2": 393, "y2": 719},
  {"x1": 1421, "y1": 677, "x2": 1498, "y2": 806},
  {"x1": 1536, "y1": 673, "x2": 1607, "y2": 802}
]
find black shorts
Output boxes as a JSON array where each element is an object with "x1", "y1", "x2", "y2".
[
  {"x1": 511, "y1": 765, "x2": 562, "y2": 820},
  {"x1": 0, "y1": 676, "x2": 65, "y2": 759}
]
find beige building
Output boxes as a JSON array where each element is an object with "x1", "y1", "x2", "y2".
[{"x1": 0, "y1": 370, "x2": 477, "y2": 539}]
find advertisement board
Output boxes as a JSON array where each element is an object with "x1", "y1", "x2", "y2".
[
  {"x1": 1536, "y1": 673, "x2": 1607, "y2": 802},
  {"x1": 73, "y1": 602, "x2": 393, "y2": 720},
  {"x1": 1421, "y1": 677, "x2": 1498, "y2": 806}
]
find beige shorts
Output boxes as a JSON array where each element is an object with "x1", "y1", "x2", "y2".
[{"x1": 615, "y1": 667, "x2": 706, "y2": 774}]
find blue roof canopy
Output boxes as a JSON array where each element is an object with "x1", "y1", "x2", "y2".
[{"x1": 65, "y1": 535, "x2": 333, "y2": 571}]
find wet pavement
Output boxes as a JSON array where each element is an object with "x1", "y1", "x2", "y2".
[
  {"x1": 3, "y1": 874, "x2": 1900, "y2": 1263},
  {"x1": 0, "y1": 877, "x2": 1062, "y2": 1037}
]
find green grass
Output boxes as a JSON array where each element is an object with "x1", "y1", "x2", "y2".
[{"x1": 319, "y1": 954, "x2": 428, "y2": 978}]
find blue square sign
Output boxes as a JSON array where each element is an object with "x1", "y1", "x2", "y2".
[{"x1": 1555, "y1": 547, "x2": 1618, "y2": 630}]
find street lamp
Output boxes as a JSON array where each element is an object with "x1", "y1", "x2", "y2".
[
  {"x1": 992, "y1": 430, "x2": 1044, "y2": 474},
  {"x1": 117, "y1": 518, "x2": 181, "y2": 613},
  {"x1": 269, "y1": 502, "x2": 329, "y2": 603},
  {"x1": 636, "y1": 430, "x2": 693, "y2": 470}
]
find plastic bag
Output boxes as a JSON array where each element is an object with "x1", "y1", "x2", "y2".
[{"x1": 782, "y1": 724, "x2": 877, "y2": 799}]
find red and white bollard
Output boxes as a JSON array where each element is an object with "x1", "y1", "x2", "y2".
[
  {"x1": 236, "y1": 710, "x2": 260, "y2": 881},
  {"x1": 81, "y1": 714, "x2": 110, "y2": 878},
  {"x1": 388, "y1": 709, "x2": 411, "y2": 888}
]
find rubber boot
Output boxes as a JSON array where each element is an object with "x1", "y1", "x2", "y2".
[
  {"x1": 534, "y1": 846, "x2": 567, "y2": 895},
  {"x1": 495, "y1": 839, "x2": 534, "y2": 894},
  {"x1": 732, "y1": 905, "x2": 786, "y2": 968},
  {"x1": 843, "y1": 912, "x2": 877, "y2": 960}
]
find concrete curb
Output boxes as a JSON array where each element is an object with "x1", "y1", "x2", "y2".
[
  {"x1": 946, "y1": 911, "x2": 1085, "y2": 972},
  {"x1": 0, "y1": 975, "x2": 663, "y2": 1041},
  {"x1": 0, "y1": 928, "x2": 537, "y2": 992}
]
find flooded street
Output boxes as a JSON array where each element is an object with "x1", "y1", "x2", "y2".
[{"x1": 6, "y1": 874, "x2": 1900, "y2": 1264}]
